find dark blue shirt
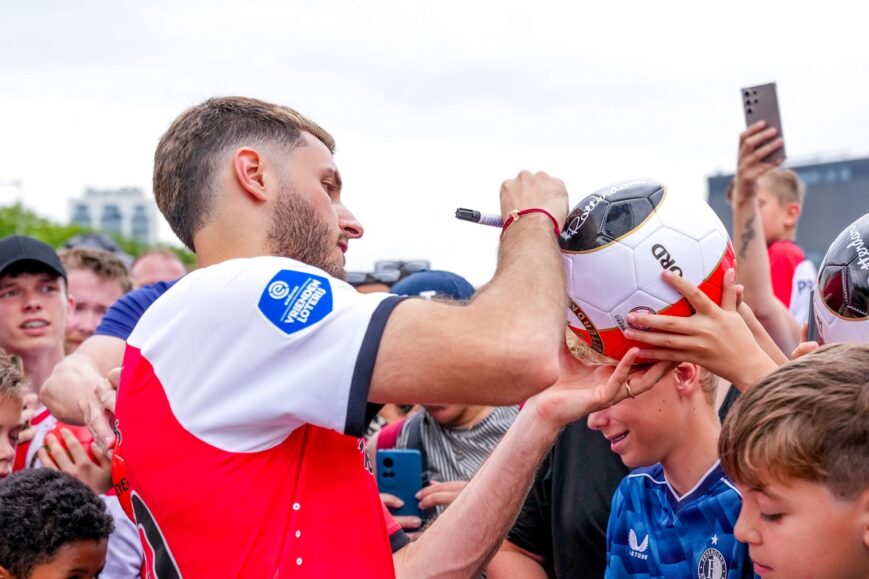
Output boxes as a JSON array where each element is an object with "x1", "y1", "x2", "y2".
[{"x1": 95, "y1": 280, "x2": 177, "y2": 340}]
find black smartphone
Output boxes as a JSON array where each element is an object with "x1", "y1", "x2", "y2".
[{"x1": 741, "y1": 82, "x2": 786, "y2": 163}]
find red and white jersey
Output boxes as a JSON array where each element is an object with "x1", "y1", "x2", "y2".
[
  {"x1": 112, "y1": 257, "x2": 404, "y2": 578},
  {"x1": 13, "y1": 405, "x2": 56, "y2": 472},
  {"x1": 768, "y1": 240, "x2": 816, "y2": 325}
]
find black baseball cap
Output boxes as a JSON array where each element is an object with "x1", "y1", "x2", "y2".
[{"x1": 0, "y1": 235, "x2": 66, "y2": 280}]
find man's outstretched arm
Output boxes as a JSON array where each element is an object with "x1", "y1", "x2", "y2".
[
  {"x1": 371, "y1": 171, "x2": 569, "y2": 407},
  {"x1": 392, "y1": 347, "x2": 674, "y2": 578}
]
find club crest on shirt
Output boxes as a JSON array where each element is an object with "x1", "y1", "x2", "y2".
[
  {"x1": 698, "y1": 547, "x2": 727, "y2": 579},
  {"x1": 258, "y1": 270, "x2": 333, "y2": 335}
]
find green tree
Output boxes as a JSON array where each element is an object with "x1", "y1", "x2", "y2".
[{"x1": 0, "y1": 203, "x2": 195, "y2": 269}]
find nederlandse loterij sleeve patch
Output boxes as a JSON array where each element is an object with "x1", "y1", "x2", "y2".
[{"x1": 258, "y1": 270, "x2": 334, "y2": 335}]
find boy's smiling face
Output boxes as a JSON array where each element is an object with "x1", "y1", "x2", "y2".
[{"x1": 734, "y1": 477, "x2": 869, "y2": 579}]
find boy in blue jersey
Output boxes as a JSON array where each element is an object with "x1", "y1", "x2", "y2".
[
  {"x1": 719, "y1": 343, "x2": 869, "y2": 579},
  {"x1": 588, "y1": 358, "x2": 754, "y2": 579}
]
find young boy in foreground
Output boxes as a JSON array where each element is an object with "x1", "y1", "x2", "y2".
[
  {"x1": 588, "y1": 359, "x2": 754, "y2": 578},
  {"x1": 0, "y1": 468, "x2": 114, "y2": 578},
  {"x1": 719, "y1": 342, "x2": 869, "y2": 579}
]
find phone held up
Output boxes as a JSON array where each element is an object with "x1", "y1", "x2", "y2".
[{"x1": 741, "y1": 82, "x2": 786, "y2": 163}]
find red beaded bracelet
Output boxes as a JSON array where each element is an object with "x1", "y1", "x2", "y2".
[{"x1": 501, "y1": 208, "x2": 561, "y2": 237}]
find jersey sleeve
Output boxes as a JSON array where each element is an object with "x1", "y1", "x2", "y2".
[
  {"x1": 767, "y1": 241, "x2": 804, "y2": 308},
  {"x1": 95, "y1": 280, "x2": 176, "y2": 340},
  {"x1": 603, "y1": 481, "x2": 627, "y2": 579},
  {"x1": 126, "y1": 258, "x2": 404, "y2": 453},
  {"x1": 506, "y1": 453, "x2": 554, "y2": 563}
]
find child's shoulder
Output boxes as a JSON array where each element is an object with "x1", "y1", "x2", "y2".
[{"x1": 768, "y1": 239, "x2": 807, "y2": 262}]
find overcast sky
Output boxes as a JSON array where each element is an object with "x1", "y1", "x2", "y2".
[{"x1": 2, "y1": 1, "x2": 868, "y2": 285}]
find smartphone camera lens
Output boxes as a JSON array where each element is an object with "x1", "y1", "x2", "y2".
[
  {"x1": 747, "y1": 108, "x2": 753, "y2": 114},
  {"x1": 744, "y1": 91, "x2": 750, "y2": 97},
  {"x1": 383, "y1": 457, "x2": 394, "y2": 468}
]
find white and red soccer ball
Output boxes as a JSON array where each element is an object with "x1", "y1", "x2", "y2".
[
  {"x1": 812, "y1": 213, "x2": 869, "y2": 345},
  {"x1": 559, "y1": 179, "x2": 735, "y2": 361}
]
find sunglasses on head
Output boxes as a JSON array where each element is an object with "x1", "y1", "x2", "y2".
[{"x1": 346, "y1": 270, "x2": 402, "y2": 287}]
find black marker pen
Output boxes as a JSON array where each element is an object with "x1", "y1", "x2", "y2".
[{"x1": 455, "y1": 208, "x2": 503, "y2": 228}]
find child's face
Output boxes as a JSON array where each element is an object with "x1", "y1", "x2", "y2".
[
  {"x1": 735, "y1": 477, "x2": 869, "y2": 579},
  {"x1": 587, "y1": 372, "x2": 680, "y2": 468},
  {"x1": 755, "y1": 185, "x2": 791, "y2": 245},
  {"x1": 28, "y1": 539, "x2": 107, "y2": 579},
  {"x1": 0, "y1": 396, "x2": 23, "y2": 479}
]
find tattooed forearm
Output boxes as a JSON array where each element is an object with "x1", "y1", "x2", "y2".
[{"x1": 739, "y1": 214, "x2": 756, "y2": 259}]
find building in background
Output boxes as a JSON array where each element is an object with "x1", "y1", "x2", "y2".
[
  {"x1": 708, "y1": 156, "x2": 869, "y2": 264},
  {"x1": 68, "y1": 187, "x2": 158, "y2": 245}
]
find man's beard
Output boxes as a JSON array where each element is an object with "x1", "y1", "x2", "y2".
[{"x1": 266, "y1": 187, "x2": 347, "y2": 280}]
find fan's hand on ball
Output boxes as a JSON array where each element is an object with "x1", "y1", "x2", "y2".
[{"x1": 624, "y1": 269, "x2": 778, "y2": 391}]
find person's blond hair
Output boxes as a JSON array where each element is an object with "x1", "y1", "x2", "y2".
[
  {"x1": 153, "y1": 96, "x2": 335, "y2": 251},
  {"x1": 719, "y1": 342, "x2": 869, "y2": 499},
  {"x1": 565, "y1": 328, "x2": 718, "y2": 403},
  {"x1": 59, "y1": 248, "x2": 132, "y2": 294},
  {"x1": 758, "y1": 168, "x2": 806, "y2": 206},
  {"x1": 0, "y1": 350, "x2": 28, "y2": 403}
]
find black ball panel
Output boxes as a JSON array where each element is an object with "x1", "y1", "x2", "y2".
[
  {"x1": 560, "y1": 180, "x2": 665, "y2": 253},
  {"x1": 817, "y1": 214, "x2": 869, "y2": 319}
]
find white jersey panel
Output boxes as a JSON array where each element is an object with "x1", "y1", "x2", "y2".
[
  {"x1": 789, "y1": 259, "x2": 816, "y2": 325},
  {"x1": 126, "y1": 257, "x2": 394, "y2": 453}
]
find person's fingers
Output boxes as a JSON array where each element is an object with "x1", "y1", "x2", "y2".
[
  {"x1": 417, "y1": 490, "x2": 459, "y2": 510},
  {"x1": 380, "y1": 493, "x2": 404, "y2": 509},
  {"x1": 95, "y1": 378, "x2": 118, "y2": 414},
  {"x1": 720, "y1": 269, "x2": 738, "y2": 312},
  {"x1": 418, "y1": 480, "x2": 466, "y2": 497},
  {"x1": 107, "y1": 367, "x2": 122, "y2": 390},
  {"x1": 800, "y1": 322, "x2": 809, "y2": 343},
  {"x1": 36, "y1": 447, "x2": 60, "y2": 471},
  {"x1": 627, "y1": 361, "x2": 677, "y2": 397},
  {"x1": 59, "y1": 429, "x2": 90, "y2": 464},
  {"x1": 791, "y1": 341, "x2": 819, "y2": 360},
  {"x1": 394, "y1": 515, "x2": 422, "y2": 530},
  {"x1": 750, "y1": 137, "x2": 784, "y2": 164},
  {"x1": 90, "y1": 441, "x2": 112, "y2": 469},
  {"x1": 634, "y1": 348, "x2": 684, "y2": 363},
  {"x1": 738, "y1": 121, "x2": 767, "y2": 148},
  {"x1": 43, "y1": 433, "x2": 75, "y2": 472},
  {"x1": 626, "y1": 311, "x2": 694, "y2": 335},
  {"x1": 660, "y1": 270, "x2": 716, "y2": 314},
  {"x1": 86, "y1": 397, "x2": 115, "y2": 453},
  {"x1": 624, "y1": 327, "x2": 696, "y2": 350},
  {"x1": 743, "y1": 126, "x2": 778, "y2": 150}
]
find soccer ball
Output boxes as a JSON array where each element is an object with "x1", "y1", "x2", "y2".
[
  {"x1": 811, "y1": 213, "x2": 869, "y2": 344},
  {"x1": 559, "y1": 179, "x2": 735, "y2": 361}
]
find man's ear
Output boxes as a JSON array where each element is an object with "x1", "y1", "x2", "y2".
[
  {"x1": 784, "y1": 201, "x2": 801, "y2": 228},
  {"x1": 673, "y1": 363, "x2": 699, "y2": 398},
  {"x1": 859, "y1": 488, "x2": 869, "y2": 549},
  {"x1": 232, "y1": 147, "x2": 269, "y2": 202}
]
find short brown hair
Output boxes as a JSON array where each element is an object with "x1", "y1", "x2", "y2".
[
  {"x1": 59, "y1": 248, "x2": 133, "y2": 294},
  {"x1": 720, "y1": 342, "x2": 869, "y2": 499},
  {"x1": 153, "y1": 96, "x2": 335, "y2": 251},
  {"x1": 0, "y1": 350, "x2": 28, "y2": 403}
]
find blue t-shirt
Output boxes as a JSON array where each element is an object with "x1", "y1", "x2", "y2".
[
  {"x1": 95, "y1": 280, "x2": 177, "y2": 340},
  {"x1": 605, "y1": 461, "x2": 755, "y2": 579}
]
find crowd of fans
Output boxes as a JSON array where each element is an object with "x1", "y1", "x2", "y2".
[{"x1": 0, "y1": 96, "x2": 864, "y2": 579}]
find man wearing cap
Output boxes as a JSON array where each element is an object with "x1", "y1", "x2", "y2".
[{"x1": 0, "y1": 235, "x2": 72, "y2": 470}]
